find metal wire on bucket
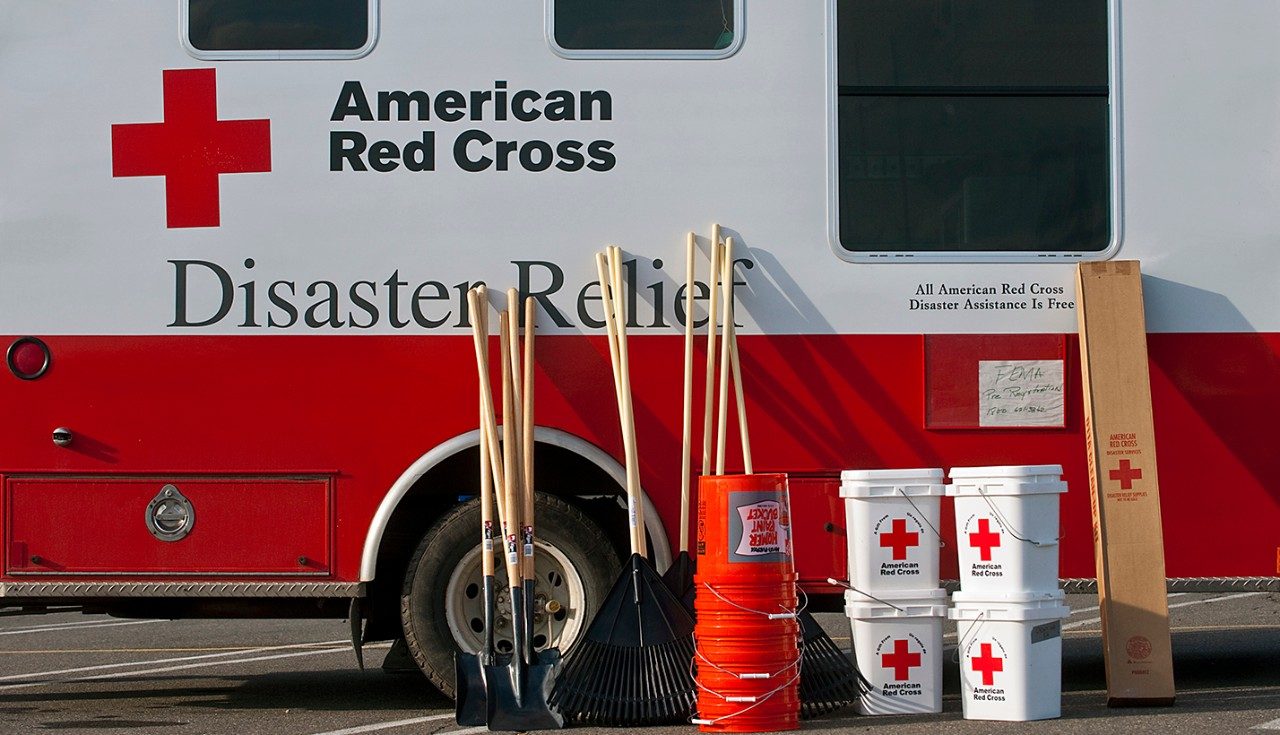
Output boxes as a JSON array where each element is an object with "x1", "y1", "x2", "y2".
[
  {"x1": 700, "y1": 581, "x2": 805, "y2": 620},
  {"x1": 690, "y1": 654, "x2": 804, "y2": 727},
  {"x1": 976, "y1": 489, "x2": 1061, "y2": 547}
]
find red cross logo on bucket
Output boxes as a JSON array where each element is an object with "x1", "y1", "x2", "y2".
[
  {"x1": 112, "y1": 68, "x2": 271, "y2": 228},
  {"x1": 971, "y1": 642, "x2": 1004, "y2": 686},
  {"x1": 879, "y1": 518, "x2": 919, "y2": 561},
  {"x1": 1109, "y1": 459, "x2": 1143, "y2": 490},
  {"x1": 881, "y1": 638, "x2": 922, "y2": 682},
  {"x1": 968, "y1": 518, "x2": 1001, "y2": 562}
]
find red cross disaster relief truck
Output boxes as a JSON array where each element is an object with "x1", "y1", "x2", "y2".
[{"x1": 1, "y1": 0, "x2": 1277, "y2": 696}]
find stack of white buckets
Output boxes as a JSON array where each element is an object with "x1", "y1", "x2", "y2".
[
  {"x1": 840, "y1": 469, "x2": 948, "y2": 715},
  {"x1": 840, "y1": 465, "x2": 1069, "y2": 721}
]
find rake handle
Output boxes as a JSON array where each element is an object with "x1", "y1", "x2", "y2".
[
  {"x1": 679, "y1": 233, "x2": 695, "y2": 554},
  {"x1": 716, "y1": 237, "x2": 733, "y2": 475},
  {"x1": 723, "y1": 238, "x2": 752, "y2": 473},
  {"x1": 610, "y1": 246, "x2": 646, "y2": 559},
  {"x1": 594, "y1": 252, "x2": 634, "y2": 556},
  {"x1": 597, "y1": 249, "x2": 643, "y2": 558},
  {"x1": 702, "y1": 226, "x2": 721, "y2": 477}
]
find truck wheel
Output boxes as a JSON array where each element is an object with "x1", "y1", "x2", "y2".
[{"x1": 400, "y1": 493, "x2": 621, "y2": 697}]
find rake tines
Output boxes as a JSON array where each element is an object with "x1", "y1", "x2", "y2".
[
  {"x1": 547, "y1": 248, "x2": 698, "y2": 726},
  {"x1": 798, "y1": 609, "x2": 872, "y2": 719},
  {"x1": 549, "y1": 553, "x2": 697, "y2": 726}
]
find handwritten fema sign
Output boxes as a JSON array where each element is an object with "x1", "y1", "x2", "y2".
[{"x1": 978, "y1": 360, "x2": 1065, "y2": 427}]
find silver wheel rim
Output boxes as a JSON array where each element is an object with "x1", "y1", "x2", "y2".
[{"x1": 444, "y1": 541, "x2": 587, "y2": 656}]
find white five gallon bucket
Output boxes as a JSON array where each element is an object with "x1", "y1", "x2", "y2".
[
  {"x1": 844, "y1": 589, "x2": 947, "y2": 715},
  {"x1": 949, "y1": 591, "x2": 1070, "y2": 721},
  {"x1": 947, "y1": 465, "x2": 1066, "y2": 595},
  {"x1": 840, "y1": 469, "x2": 945, "y2": 594}
]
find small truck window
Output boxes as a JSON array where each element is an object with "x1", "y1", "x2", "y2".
[
  {"x1": 550, "y1": 0, "x2": 739, "y2": 59},
  {"x1": 185, "y1": 0, "x2": 376, "y2": 59}
]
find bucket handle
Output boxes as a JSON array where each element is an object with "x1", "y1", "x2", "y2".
[
  {"x1": 976, "y1": 489, "x2": 1061, "y2": 547},
  {"x1": 951, "y1": 610, "x2": 988, "y2": 663},
  {"x1": 692, "y1": 632, "x2": 802, "y2": 681},
  {"x1": 824, "y1": 578, "x2": 906, "y2": 613},
  {"x1": 699, "y1": 582, "x2": 807, "y2": 620},
  {"x1": 689, "y1": 654, "x2": 804, "y2": 726},
  {"x1": 896, "y1": 488, "x2": 946, "y2": 548}
]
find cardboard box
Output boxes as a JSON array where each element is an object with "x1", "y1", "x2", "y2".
[{"x1": 1076, "y1": 261, "x2": 1176, "y2": 705}]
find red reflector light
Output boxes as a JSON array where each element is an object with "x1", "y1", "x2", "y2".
[{"x1": 7, "y1": 337, "x2": 51, "y2": 380}]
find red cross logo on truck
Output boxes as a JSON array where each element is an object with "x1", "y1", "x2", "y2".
[
  {"x1": 968, "y1": 518, "x2": 1001, "y2": 561},
  {"x1": 111, "y1": 68, "x2": 271, "y2": 228},
  {"x1": 1109, "y1": 459, "x2": 1143, "y2": 490},
  {"x1": 879, "y1": 518, "x2": 919, "y2": 561},
  {"x1": 971, "y1": 642, "x2": 1003, "y2": 686},
  {"x1": 881, "y1": 638, "x2": 921, "y2": 681}
]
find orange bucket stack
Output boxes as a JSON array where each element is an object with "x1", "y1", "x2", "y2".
[{"x1": 693, "y1": 473, "x2": 801, "y2": 732}]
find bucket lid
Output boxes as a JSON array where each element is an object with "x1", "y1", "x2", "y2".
[
  {"x1": 951, "y1": 589, "x2": 1064, "y2": 605},
  {"x1": 845, "y1": 587, "x2": 948, "y2": 606},
  {"x1": 949, "y1": 589, "x2": 1069, "y2": 622},
  {"x1": 841, "y1": 468, "x2": 944, "y2": 482},
  {"x1": 839, "y1": 468, "x2": 945, "y2": 497},
  {"x1": 946, "y1": 479, "x2": 1067, "y2": 497},
  {"x1": 844, "y1": 587, "x2": 948, "y2": 620},
  {"x1": 947, "y1": 464, "x2": 1063, "y2": 479},
  {"x1": 946, "y1": 465, "x2": 1066, "y2": 496}
]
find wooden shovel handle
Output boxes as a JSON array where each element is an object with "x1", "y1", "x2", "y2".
[
  {"x1": 521, "y1": 297, "x2": 536, "y2": 583},
  {"x1": 479, "y1": 298, "x2": 495, "y2": 578},
  {"x1": 498, "y1": 310, "x2": 522, "y2": 586},
  {"x1": 467, "y1": 287, "x2": 501, "y2": 577},
  {"x1": 506, "y1": 288, "x2": 524, "y2": 479}
]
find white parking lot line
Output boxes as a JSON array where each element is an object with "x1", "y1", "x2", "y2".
[
  {"x1": 76, "y1": 646, "x2": 351, "y2": 681},
  {"x1": 1062, "y1": 592, "x2": 1263, "y2": 631},
  {"x1": 1166, "y1": 592, "x2": 1264, "y2": 611},
  {"x1": 306, "y1": 713, "x2": 455, "y2": 735},
  {"x1": 1253, "y1": 716, "x2": 1280, "y2": 730},
  {"x1": 1064, "y1": 592, "x2": 1187, "y2": 619},
  {"x1": 0, "y1": 638, "x2": 356, "y2": 688},
  {"x1": 305, "y1": 714, "x2": 503, "y2": 735},
  {"x1": 0, "y1": 619, "x2": 164, "y2": 636},
  {"x1": 0, "y1": 616, "x2": 136, "y2": 631}
]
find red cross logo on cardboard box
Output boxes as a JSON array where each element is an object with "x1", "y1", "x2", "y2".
[
  {"x1": 881, "y1": 638, "x2": 922, "y2": 681},
  {"x1": 1109, "y1": 459, "x2": 1143, "y2": 490},
  {"x1": 879, "y1": 518, "x2": 919, "y2": 561},
  {"x1": 112, "y1": 68, "x2": 271, "y2": 228},
  {"x1": 971, "y1": 642, "x2": 1003, "y2": 686},
  {"x1": 968, "y1": 518, "x2": 1001, "y2": 562}
]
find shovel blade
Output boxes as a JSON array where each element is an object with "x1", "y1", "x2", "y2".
[
  {"x1": 454, "y1": 652, "x2": 488, "y2": 726},
  {"x1": 485, "y1": 651, "x2": 565, "y2": 731}
]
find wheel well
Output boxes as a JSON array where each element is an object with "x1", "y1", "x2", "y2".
[{"x1": 362, "y1": 440, "x2": 630, "y2": 642}]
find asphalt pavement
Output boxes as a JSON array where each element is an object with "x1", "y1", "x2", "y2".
[{"x1": 0, "y1": 592, "x2": 1275, "y2": 734}]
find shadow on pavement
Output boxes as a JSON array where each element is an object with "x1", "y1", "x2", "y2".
[{"x1": 0, "y1": 670, "x2": 446, "y2": 713}]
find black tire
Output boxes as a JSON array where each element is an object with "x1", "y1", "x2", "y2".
[{"x1": 400, "y1": 493, "x2": 621, "y2": 698}]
